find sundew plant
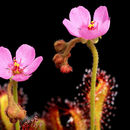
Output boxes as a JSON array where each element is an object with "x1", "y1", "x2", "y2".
[{"x1": 0, "y1": 5, "x2": 118, "y2": 130}]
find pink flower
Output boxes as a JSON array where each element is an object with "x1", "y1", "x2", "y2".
[
  {"x1": 63, "y1": 6, "x2": 110, "y2": 40},
  {"x1": 0, "y1": 44, "x2": 43, "y2": 82}
]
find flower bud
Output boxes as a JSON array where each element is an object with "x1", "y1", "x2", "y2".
[
  {"x1": 53, "y1": 54, "x2": 64, "y2": 68},
  {"x1": 60, "y1": 64, "x2": 73, "y2": 73},
  {"x1": 6, "y1": 101, "x2": 26, "y2": 123},
  {"x1": 54, "y1": 40, "x2": 66, "y2": 52},
  {"x1": 6, "y1": 81, "x2": 26, "y2": 123}
]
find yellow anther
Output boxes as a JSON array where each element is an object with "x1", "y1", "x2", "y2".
[
  {"x1": 88, "y1": 24, "x2": 92, "y2": 28},
  {"x1": 91, "y1": 21, "x2": 94, "y2": 24},
  {"x1": 14, "y1": 62, "x2": 19, "y2": 67},
  {"x1": 88, "y1": 21, "x2": 95, "y2": 29}
]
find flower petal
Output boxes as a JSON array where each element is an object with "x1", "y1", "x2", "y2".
[
  {"x1": 0, "y1": 67, "x2": 12, "y2": 79},
  {"x1": 0, "y1": 47, "x2": 13, "y2": 68},
  {"x1": 94, "y1": 6, "x2": 110, "y2": 23},
  {"x1": 12, "y1": 74, "x2": 31, "y2": 82},
  {"x1": 16, "y1": 44, "x2": 35, "y2": 67},
  {"x1": 69, "y1": 6, "x2": 91, "y2": 28},
  {"x1": 63, "y1": 19, "x2": 80, "y2": 37},
  {"x1": 98, "y1": 20, "x2": 110, "y2": 36},
  {"x1": 77, "y1": 6, "x2": 91, "y2": 26},
  {"x1": 79, "y1": 27, "x2": 100, "y2": 40},
  {"x1": 24, "y1": 56, "x2": 43, "y2": 75},
  {"x1": 69, "y1": 7, "x2": 82, "y2": 28}
]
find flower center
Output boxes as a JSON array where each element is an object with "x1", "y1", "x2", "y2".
[
  {"x1": 88, "y1": 21, "x2": 95, "y2": 30},
  {"x1": 12, "y1": 58, "x2": 23, "y2": 75}
]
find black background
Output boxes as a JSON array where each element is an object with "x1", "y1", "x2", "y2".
[{"x1": 0, "y1": 0, "x2": 124, "y2": 129}]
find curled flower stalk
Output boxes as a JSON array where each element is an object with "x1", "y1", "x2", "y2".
[{"x1": 53, "y1": 38, "x2": 99, "y2": 130}]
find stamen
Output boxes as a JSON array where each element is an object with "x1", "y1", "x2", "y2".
[
  {"x1": 12, "y1": 58, "x2": 22, "y2": 75},
  {"x1": 88, "y1": 21, "x2": 95, "y2": 30}
]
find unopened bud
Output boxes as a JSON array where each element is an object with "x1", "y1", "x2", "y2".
[
  {"x1": 6, "y1": 103, "x2": 26, "y2": 123},
  {"x1": 60, "y1": 64, "x2": 73, "y2": 73},
  {"x1": 6, "y1": 81, "x2": 26, "y2": 123},
  {"x1": 54, "y1": 40, "x2": 66, "y2": 52},
  {"x1": 53, "y1": 54, "x2": 64, "y2": 68}
]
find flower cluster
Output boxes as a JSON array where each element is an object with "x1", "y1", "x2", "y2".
[{"x1": 53, "y1": 40, "x2": 73, "y2": 73}]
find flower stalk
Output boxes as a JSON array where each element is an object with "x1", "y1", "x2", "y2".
[
  {"x1": 53, "y1": 37, "x2": 99, "y2": 130},
  {"x1": 86, "y1": 41, "x2": 99, "y2": 130},
  {"x1": 13, "y1": 81, "x2": 18, "y2": 103},
  {"x1": 6, "y1": 80, "x2": 26, "y2": 130},
  {"x1": 13, "y1": 81, "x2": 20, "y2": 130}
]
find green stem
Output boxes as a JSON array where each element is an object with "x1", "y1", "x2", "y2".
[
  {"x1": 13, "y1": 81, "x2": 18, "y2": 103},
  {"x1": 96, "y1": 120, "x2": 101, "y2": 130},
  {"x1": 86, "y1": 41, "x2": 99, "y2": 130},
  {"x1": 13, "y1": 81, "x2": 20, "y2": 130},
  {"x1": 55, "y1": 38, "x2": 99, "y2": 129}
]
